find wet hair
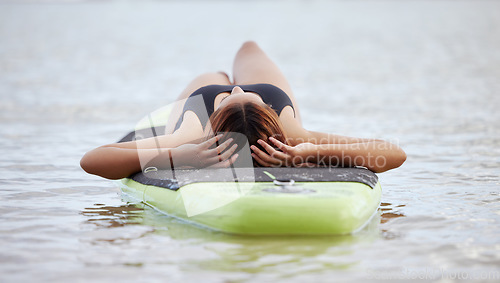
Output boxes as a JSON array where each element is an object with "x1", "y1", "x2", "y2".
[{"x1": 209, "y1": 101, "x2": 288, "y2": 166}]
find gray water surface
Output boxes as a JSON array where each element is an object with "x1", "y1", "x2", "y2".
[{"x1": 1, "y1": 1, "x2": 499, "y2": 282}]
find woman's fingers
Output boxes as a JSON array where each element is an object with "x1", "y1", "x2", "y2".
[
  {"x1": 256, "y1": 139, "x2": 288, "y2": 160},
  {"x1": 210, "y1": 153, "x2": 239, "y2": 168},
  {"x1": 201, "y1": 134, "x2": 225, "y2": 150},
  {"x1": 216, "y1": 144, "x2": 238, "y2": 162},
  {"x1": 251, "y1": 153, "x2": 274, "y2": 167},
  {"x1": 205, "y1": 137, "x2": 234, "y2": 157},
  {"x1": 250, "y1": 144, "x2": 284, "y2": 166},
  {"x1": 203, "y1": 143, "x2": 237, "y2": 166},
  {"x1": 195, "y1": 135, "x2": 301, "y2": 168},
  {"x1": 269, "y1": 137, "x2": 291, "y2": 152}
]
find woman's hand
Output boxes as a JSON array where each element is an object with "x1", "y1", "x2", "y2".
[
  {"x1": 170, "y1": 135, "x2": 239, "y2": 168},
  {"x1": 250, "y1": 137, "x2": 318, "y2": 167}
]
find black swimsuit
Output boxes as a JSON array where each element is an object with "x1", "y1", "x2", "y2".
[{"x1": 174, "y1": 83, "x2": 295, "y2": 131}]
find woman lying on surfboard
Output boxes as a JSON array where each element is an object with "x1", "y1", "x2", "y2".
[{"x1": 81, "y1": 41, "x2": 406, "y2": 179}]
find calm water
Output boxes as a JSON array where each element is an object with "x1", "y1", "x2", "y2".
[{"x1": 1, "y1": 1, "x2": 499, "y2": 282}]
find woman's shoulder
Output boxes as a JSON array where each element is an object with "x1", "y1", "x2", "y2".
[{"x1": 279, "y1": 107, "x2": 310, "y2": 144}]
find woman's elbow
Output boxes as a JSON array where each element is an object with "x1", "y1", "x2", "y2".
[
  {"x1": 397, "y1": 149, "x2": 407, "y2": 167},
  {"x1": 80, "y1": 151, "x2": 101, "y2": 177},
  {"x1": 394, "y1": 147, "x2": 407, "y2": 167},
  {"x1": 374, "y1": 148, "x2": 407, "y2": 173},
  {"x1": 80, "y1": 149, "x2": 118, "y2": 180},
  {"x1": 80, "y1": 146, "x2": 137, "y2": 180}
]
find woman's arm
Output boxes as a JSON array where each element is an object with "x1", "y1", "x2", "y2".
[
  {"x1": 81, "y1": 134, "x2": 238, "y2": 180},
  {"x1": 312, "y1": 140, "x2": 406, "y2": 172},
  {"x1": 80, "y1": 146, "x2": 161, "y2": 180},
  {"x1": 81, "y1": 111, "x2": 212, "y2": 179},
  {"x1": 305, "y1": 130, "x2": 380, "y2": 144},
  {"x1": 251, "y1": 137, "x2": 406, "y2": 173},
  {"x1": 80, "y1": 126, "x2": 196, "y2": 179},
  {"x1": 275, "y1": 118, "x2": 405, "y2": 172}
]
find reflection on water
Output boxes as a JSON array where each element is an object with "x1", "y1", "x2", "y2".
[
  {"x1": 78, "y1": 194, "x2": 382, "y2": 277},
  {"x1": 379, "y1": 202, "x2": 406, "y2": 224},
  {"x1": 193, "y1": 218, "x2": 381, "y2": 276},
  {"x1": 379, "y1": 202, "x2": 406, "y2": 240},
  {"x1": 81, "y1": 203, "x2": 144, "y2": 228}
]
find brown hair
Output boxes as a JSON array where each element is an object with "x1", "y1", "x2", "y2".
[{"x1": 209, "y1": 101, "x2": 288, "y2": 166}]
